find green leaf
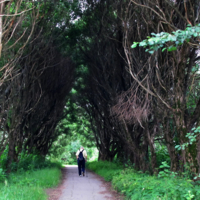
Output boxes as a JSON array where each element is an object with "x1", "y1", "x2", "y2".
[
  {"x1": 131, "y1": 42, "x2": 138, "y2": 48},
  {"x1": 139, "y1": 41, "x2": 147, "y2": 47},
  {"x1": 148, "y1": 50, "x2": 154, "y2": 54},
  {"x1": 148, "y1": 39, "x2": 154, "y2": 45},
  {"x1": 194, "y1": 32, "x2": 198, "y2": 37},
  {"x1": 167, "y1": 46, "x2": 177, "y2": 52}
]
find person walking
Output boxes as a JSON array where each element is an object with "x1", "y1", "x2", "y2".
[{"x1": 76, "y1": 146, "x2": 87, "y2": 176}]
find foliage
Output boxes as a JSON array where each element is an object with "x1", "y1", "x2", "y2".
[
  {"x1": 0, "y1": 168, "x2": 6, "y2": 182},
  {"x1": 87, "y1": 161, "x2": 123, "y2": 181},
  {"x1": 155, "y1": 144, "x2": 170, "y2": 167},
  {"x1": 0, "y1": 0, "x2": 75, "y2": 171},
  {"x1": 87, "y1": 148, "x2": 99, "y2": 162},
  {"x1": 9, "y1": 168, "x2": 61, "y2": 187},
  {"x1": 49, "y1": 138, "x2": 98, "y2": 165},
  {"x1": 0, "y1": 150, "x2": 62, "y2": 174},
  {"x1": 63, "y1": 144, "x2": 98, "y2": 164},
  {"x1": 113, "y1": 169, "x2": 199, "y2": 200},
  {"x1": 88, "y1": 161, "x2": 200, "y2": 200},
  {"x1": 0, "y1": 167, "x2": 61, "y2": 200},
  {"x1": 0, "y1": 147, "x2": 8, "y2": 170},
  {"x1": 132, "y1": 24, "x2": 200, "y2": 54},
  {"x1": 0, "y1": 0, "x2": 200, "y2": 181},
  {"x1": 52, "y1": 140, "x2": 82, "y2": 164},
  {"x1": 49, "y1": 94, "x2": 97, "y2": 164},
  {"x1": 158, "y1": 161, "x2": 177, "y2": 178},
  {"x1": 175, "y1": 126, "x2": 200, "y2": 151}
]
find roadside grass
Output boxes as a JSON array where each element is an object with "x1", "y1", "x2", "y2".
[
  {"x1": 0, "y1": 167, "x2": 61, "y2": 200},
  {"x1": 87, "y1": 161, "x2": 200, "y2": 200},
  {"x1": 87, "y1": 160, "x2": 123, "y2": 181}
]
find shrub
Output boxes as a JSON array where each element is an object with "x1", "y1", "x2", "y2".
[
  {"x1": 0, "y1": 147, "x2": 63, "y2": 173},
  {"x1": 0, "y1": 168, "x2": 6, "y2": 182},
  {"x1": 0, "y1": 147, "x2": 8, "y2": 170},
  {"x1": 112, "y1": 168, "x2": 200, "y2": 199},
  {"x1": 88, "y1": 161, "x2": 200, "y2": 200},
  {"x1": 155, "y1": 144, "x2": 170, "y2": 167},
  {"x1": 10, "y1": 153, "x2": 62, "y2": 172}
]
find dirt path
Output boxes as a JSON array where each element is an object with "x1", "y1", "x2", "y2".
[{"x1": 47, "y1": 165, "x2": 124, "y2": 200}]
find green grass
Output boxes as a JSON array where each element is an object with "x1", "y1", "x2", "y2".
[
  {"x1": 87, "y1": 160, "x2": 123, "y2": 181},
  {"x1": 0, "y1": 168, "x2": 61, "y2": 200},
  {"x1": 0, "y1": 185, "x2": 46, "y2": 200},
  {"x1": 87, "y1": 161, "x2": 200, "y2": 200}
]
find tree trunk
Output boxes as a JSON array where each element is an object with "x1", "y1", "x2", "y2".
[
  {"x1": 165, "y1": 133, "x2": 179, "y2": 171},
  {"x1": 146, "y1": 125, "x2": 157, "y2": 173},
  {"x1": 7, "y1": 131, "x2": 17, "y2": 172},
  {"x1": 196, "y1": 134, "x2": 200, "y2": 174}
]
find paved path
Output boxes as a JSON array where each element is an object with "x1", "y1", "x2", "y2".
[{"x1": 58, "y1": 165, "x2": 122, "y2": 200}]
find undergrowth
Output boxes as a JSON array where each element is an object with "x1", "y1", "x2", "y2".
[
  {"x1": 0, "y1": 150, "x2": 63, "y2": 200},
  {"x1": 87, "y1": 160, "x2": 123, "y2": 181},
  {"x1": 87, "y1": 161, "x2": 200, "y2": 200},
  {"x1": 0, "y1": 167, "x2": 61, "y2": 200}
]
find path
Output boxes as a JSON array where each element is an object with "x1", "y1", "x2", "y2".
[{"x1": 48, "y1": 165, "x2": 123, "y2": 200}]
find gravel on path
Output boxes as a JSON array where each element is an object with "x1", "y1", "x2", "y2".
[{"x1": 47, "y1": 165, "x2": 124, "y2": 200}]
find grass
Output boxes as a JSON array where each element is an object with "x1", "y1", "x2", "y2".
[
  {"x1": 87, "y1": 161, "x2": 200, "y2": 200},
  {"x1": 87, "y1": 160, "x2": 123, "y2": 181},
  {"x1": 0, "y1": 185, "x2": 46, "y2": 200},
  {"x1": 0, "y1": 167, "x2": 61, "y2": 200}
]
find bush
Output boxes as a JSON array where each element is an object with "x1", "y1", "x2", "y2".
[
  {"x1": 112, "y1": 168, "x2": 200, "y2": 199},
  {"x1": 155, "y1": 144, "x2": 170, "y2": 167},
  {"x1": 0, "y1": 147, "x2": 8, "y2": 170},
  {"x1": 0, "y1": 147, "x2": 63, "y2": 173},
  {"x1": 10, "y1": 153, "x2": 62, "y2": 172},
  {"x1": 88, "y1": 161, "x2": 200, "y2": 200},
  {"x1": 0, "y1": 168, "x2": 6, "y2": 182}
]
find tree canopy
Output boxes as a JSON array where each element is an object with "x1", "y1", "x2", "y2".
[{"x1": 1, "y1": 0, "x2": 200, "y2": 177}]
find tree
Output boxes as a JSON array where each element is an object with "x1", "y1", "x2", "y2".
[
  {"x1": 0, "y1": 0, "x2": 76, "y2": 170},
  {"x1": 113, "y1": 0, "x2": 200, "y2": 173}
]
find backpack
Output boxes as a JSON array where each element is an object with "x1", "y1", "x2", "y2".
[{"x1": 78, "y1": 150, "x2": 84, "y2": 161}]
